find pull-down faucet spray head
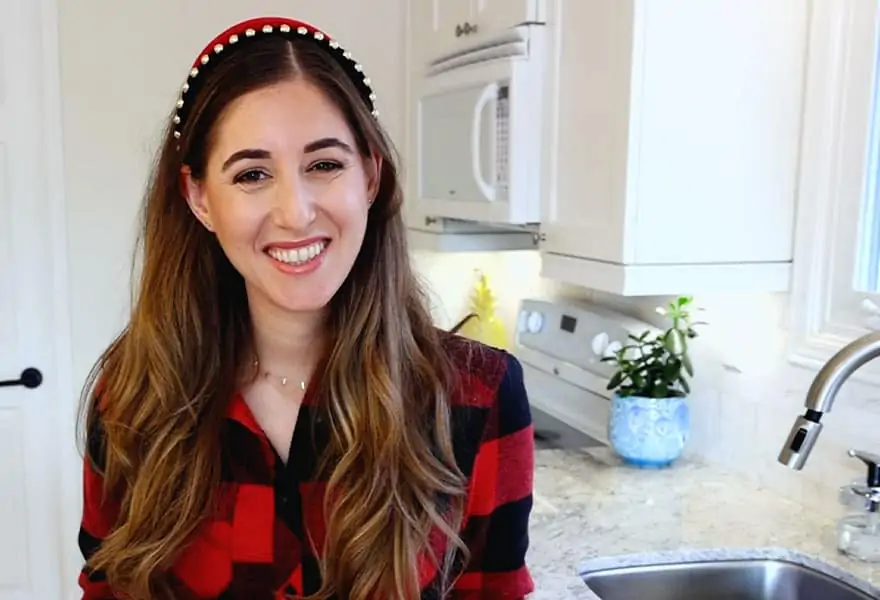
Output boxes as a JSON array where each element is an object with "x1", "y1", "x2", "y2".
[{"x1": 778, "y1": 331, "x2": 880, "y2": 469}]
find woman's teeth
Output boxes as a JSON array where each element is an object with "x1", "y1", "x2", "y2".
[{"x1": 267, "y1": 241, "x2": 327, "y2": 265}]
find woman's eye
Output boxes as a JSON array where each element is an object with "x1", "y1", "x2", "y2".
[
  {"x1": 233, "y1": 169, "x2": 269, "y2": 185},
  {"x1": 309, "y1": 160, "x2": 343, "y2": 173}
]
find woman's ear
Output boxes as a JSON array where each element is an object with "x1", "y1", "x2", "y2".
[
  {"x1": 365, "y1": 152, "x2": 383, "y2": 206},
  {"x1": 180, "y1": 165, "x2": 214, "y2": 231}
]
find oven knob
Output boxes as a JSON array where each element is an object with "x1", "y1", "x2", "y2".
[
  {"x1": 526, "y1": 311, "x2": 544, "y2": 333},
  {"x1": 591, "y1": 332, "x2": 609, "y2": 357}
]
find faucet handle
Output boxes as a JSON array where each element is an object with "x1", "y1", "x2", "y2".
[
  {"x1": 851, "y1": 484, "x2": 880, "y2": 501},
  {"x1": 848, "y1": 449, "x2": 880, "y2": 486},
  {"x1": 849, "y1": 484, "x2": 880, "y2": 513}
]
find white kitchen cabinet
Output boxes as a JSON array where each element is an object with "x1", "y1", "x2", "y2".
[
  {"x1": 415, "y1": 0, "x2": 545, "y2": 61},
  {"x1": 537, "y1": 0, "x2": 807, "y2": 295}
]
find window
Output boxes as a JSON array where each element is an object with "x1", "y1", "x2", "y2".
[{"x1": 789, "y1": 0, "x2": 880, "y2": 383}]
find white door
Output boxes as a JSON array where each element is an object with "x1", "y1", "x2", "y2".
[{"x1": 0, "y1": 0, "x2": 71, "y2": 598}]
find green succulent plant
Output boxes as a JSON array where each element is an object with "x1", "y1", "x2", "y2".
[{"x1": 601, "y1": 296, "x2": 705, "y2": 399}]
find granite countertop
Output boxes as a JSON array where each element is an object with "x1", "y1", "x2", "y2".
[{"x1": 526, "y1": 447, "x2": 880, "y2": 599}]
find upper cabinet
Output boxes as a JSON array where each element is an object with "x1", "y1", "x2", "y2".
[
  {"x1": 417, "y1": 0, "x2": 545, "y2": 60},
  {"x1": 536, "y1": 0, "x2": 807, "y2": 295}
]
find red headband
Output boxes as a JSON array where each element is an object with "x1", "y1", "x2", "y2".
[{"x1": 172, "y1": 16, "x2": 379, "y2": 141}]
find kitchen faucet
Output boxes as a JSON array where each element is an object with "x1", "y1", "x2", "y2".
[{"x1": 779, "y1": 331, "x2": 880, "y2": 469}]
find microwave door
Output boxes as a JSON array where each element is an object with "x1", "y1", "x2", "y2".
[{"x1": 419, "y1": 83, "x2": 499, "y2": 204}]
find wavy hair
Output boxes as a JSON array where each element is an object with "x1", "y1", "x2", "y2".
[{"x1": 78, "y1": 35, "x2": 468, "y2": 599}]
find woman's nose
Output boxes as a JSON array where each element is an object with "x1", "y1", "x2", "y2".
[{"x1": 271, "y1": 177, "x2": 316, "y2": 231}]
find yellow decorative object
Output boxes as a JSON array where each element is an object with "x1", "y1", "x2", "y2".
[{"x1": 456, "y1": 270, "x2": 509, "y2": 350}]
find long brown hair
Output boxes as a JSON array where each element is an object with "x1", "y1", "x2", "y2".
[{"x1": 78, "y1": 35, "x2": 468, "y2": 599}]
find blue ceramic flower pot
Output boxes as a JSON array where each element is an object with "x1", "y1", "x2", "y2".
[{"x1": 608, "y1": 393, "x2": 690, "y2": 468}]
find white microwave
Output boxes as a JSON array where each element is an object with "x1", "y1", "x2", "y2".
[{"x1": 413, "y1": 27, "x2": 547, "y2": 226}]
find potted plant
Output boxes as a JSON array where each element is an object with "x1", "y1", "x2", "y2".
[{"x1": 601, "y1": 296, "x2": 703, "y2": 468}]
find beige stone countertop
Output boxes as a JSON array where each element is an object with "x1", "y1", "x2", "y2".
[{"x1": 525, "y1": 447, "x2": 880, "y2": 599}]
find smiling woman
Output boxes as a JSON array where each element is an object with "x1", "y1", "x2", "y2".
[{"x1": 74, "y1": 16, "x2": 535, "y2": 600}]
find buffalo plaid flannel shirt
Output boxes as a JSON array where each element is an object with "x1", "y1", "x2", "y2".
[{"x1": 78, "y1": 334, "x2": 536, "y2": 599}]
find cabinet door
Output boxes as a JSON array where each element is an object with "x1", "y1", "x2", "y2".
[
  {"x1": 471, "y1": 0, "x2": 543, "y2": 36},
  {"x1": 539, "y1": 0, "x2": 634, "y2": 264},
  {"x1": 419, "y1": 0, "x2": 472, "y2": 60}
]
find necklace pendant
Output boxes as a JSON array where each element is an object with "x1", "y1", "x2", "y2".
[{"x1": 253, "y1": 357, "x2": 307, "y2": 392}]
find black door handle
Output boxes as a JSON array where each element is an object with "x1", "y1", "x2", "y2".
[{"x1": 0, "y1": 368, "x2": 43, "y2": 389}]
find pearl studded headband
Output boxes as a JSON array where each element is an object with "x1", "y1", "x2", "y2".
[{"x1": 172, "y1": 16, "x2": 379, "y2": 142}]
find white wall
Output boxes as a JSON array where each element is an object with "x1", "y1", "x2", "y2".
[
  {"x1": 413, "y1": 250, "x2": 880, "y2": 517},
  {"x1": 58, "y1": 0, "x2": 407, "y2": 392}
]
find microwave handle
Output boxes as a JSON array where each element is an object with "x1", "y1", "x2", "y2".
[{"x1": 471, "y1": 83, "x2": 498, "y2": 202}]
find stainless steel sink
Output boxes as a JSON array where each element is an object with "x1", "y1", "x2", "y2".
[{"x1": 581, "y1": 558, "x2": 876, "y2": 600}]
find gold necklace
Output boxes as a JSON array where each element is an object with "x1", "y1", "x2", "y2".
[{"x1": 253, "y1": 359, "x2": 307, "y2": 391}]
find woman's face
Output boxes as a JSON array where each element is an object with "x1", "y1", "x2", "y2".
[{"x1": 182, "y1": 78, "x2": 381, "y2": 314}]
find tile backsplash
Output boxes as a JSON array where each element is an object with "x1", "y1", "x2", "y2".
[{"x1": 412, "y1": 249, "x2": 880, "y2": 518}]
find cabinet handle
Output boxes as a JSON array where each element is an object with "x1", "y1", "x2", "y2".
[
  {"x1": 455, "y1": 23, "x2": 464, "y2": 37},
  {"x1": 464, "y1": 22, "x2": 478, "y2": 35}
]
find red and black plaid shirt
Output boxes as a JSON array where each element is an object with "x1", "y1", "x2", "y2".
[{"x1": 78, "y1": 334, "x2": 536, "y2": 599}]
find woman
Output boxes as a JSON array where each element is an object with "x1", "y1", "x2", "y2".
[{"x1": 77, "y1": 16, "x2": 535, "y2": 600}]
